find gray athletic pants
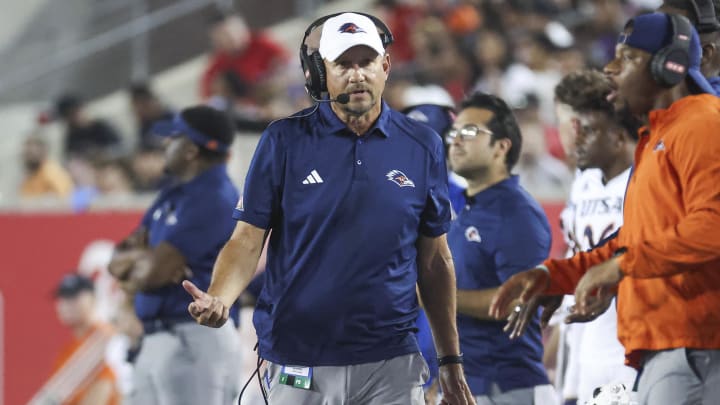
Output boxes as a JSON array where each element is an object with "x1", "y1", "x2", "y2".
[
  {"x1": 636, "y1": 348, "x2": 720, "y2": 405},
  {"x1": 474, "y1": 382, "x2": 557, "y2": 405},
  {"x1": 129, "y1": 321, "x2": 241, "y2": 405},
  {"x1": 263, "y1": 352, "x2": 428, "y2": 404}
]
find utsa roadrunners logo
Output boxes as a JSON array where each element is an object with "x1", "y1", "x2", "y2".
[
  {"x1": 386, "y1": 170, "x2": 415, "y2": 187},
  {"x1": 654, "y1": 140, "x2": 665, "y2": 151},
  {"x1": 465, "y1": 226, "x2": 481, "y2": 243},
  {"x1": 339, "y1": 23, "x2": 365, "y2": 34}
]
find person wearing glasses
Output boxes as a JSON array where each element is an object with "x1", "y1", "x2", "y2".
[{"x1": 445, "y1": 92, "x2": 556, "y2": 404}]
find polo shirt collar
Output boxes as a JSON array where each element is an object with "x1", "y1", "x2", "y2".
[
  {"x1": 318, "y1": 100, "x2": 392, "y2": 138},
  {"x1": 175, "y1": 163, "x2": 227, "y2": 192},
  {"x1": 465, "y1": 175, "x2": 519, "y2": 206}
]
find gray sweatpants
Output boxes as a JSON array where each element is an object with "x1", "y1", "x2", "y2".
[
  {"x1": 263, "y1": 352, "x2": 428, "y2": 405},
  {"x1": 128, "y1": 321, "x2": 241, "y2": 405},
  {"x1": 636, "y1": 348, "x2": 720, "y2": 405},
  {"x1": 474, "y1": 382, "x2": 557, "y2": 405}
]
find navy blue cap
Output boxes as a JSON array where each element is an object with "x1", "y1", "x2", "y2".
[
  {"x1": 55, "y1": 274, "x2": 94, "y2": 298},
  {"x1": 619, "y1": 12, "x2": 715, "y2": 95},
  {"x1": 151, "y1": 113, "x2": 230, "y2": 153},
  {"x1": 404, "y1": 104, "x2": 456, "y2": 136}
]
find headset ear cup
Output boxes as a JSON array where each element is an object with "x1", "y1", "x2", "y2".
[
  {"x1": 310, "y1": 51, "x2": 327, "y2": 95},
  {"x1": 652, "y1": 48, "x2": 690, "y2": 88},
  {"x1": 651, "y1": 48, "x2": 672, "y2": 87}
]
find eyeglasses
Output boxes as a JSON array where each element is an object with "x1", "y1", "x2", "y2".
[{"x1": 445, "y1": 125, "x2": 493, "y2": 144}]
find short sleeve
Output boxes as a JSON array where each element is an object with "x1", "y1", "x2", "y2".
[
  {"x1": 233, "y1": 128, "x2": 284, "y2": 229},
  {"x1": 419, "y1": 138, "x2": 451, "y2": 237},
  {"x1": 494, "y1": 205, "x2": 551, "y2": 282}
]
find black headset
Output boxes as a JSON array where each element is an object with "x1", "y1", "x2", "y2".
[
  {"x1": 299, "y1": 12, "x2": 394, "y2": 100},
  {"x1": 650, "y1": 14, "x2": 694, "y2": 87},
  {"x1": 691, "y1": 0, "x2": 720, "y2": 33}
]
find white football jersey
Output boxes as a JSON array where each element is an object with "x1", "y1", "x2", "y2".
[{"x1": 558, "y1": 167, "x2": 636, "y2": 403}]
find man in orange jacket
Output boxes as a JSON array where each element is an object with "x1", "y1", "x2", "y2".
[
  {"x1": 490, "y1": 12, "x2": 720, "y2": 405},
  {"x1": 30, "y1": 274, "x2": 121, "y2": 405}
]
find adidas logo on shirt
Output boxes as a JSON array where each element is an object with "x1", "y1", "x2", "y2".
[{"x1": 302, "y1": 170, "x2": 324, "y2": 184}]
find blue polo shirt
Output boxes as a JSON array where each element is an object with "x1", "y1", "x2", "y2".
[
  {"x1": 135, "y1": 164, "x2": 240, "y2": 323},
  {"x1": 448, "y1": 175, "x2": 550, "y2": 395},
  {"x1": 235, "y1": 101, "x2": 451, "y2": 366}
]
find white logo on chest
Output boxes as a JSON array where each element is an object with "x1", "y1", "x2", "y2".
[{"x1": 465, "y1": 226, "x2": 481, "y2": 243}]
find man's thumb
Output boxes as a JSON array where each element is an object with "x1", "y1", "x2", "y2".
[{"x1": 182, "y1": 280, "x2": 206, "y2": 300}]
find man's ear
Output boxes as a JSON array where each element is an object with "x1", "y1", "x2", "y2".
[
  {"x1": 496, "y1": 138, "x2": 512, "y2": 157},
  {"x1": 701, "y1": 42, "x2": 718, "y2": 70},
  {"x1": 382, "y1": 52, "x2": 391, "y2": 75}
]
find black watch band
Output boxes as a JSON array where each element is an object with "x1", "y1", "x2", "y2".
[{"x1": 437, "y1": 354, "x2": 464, "y2": 367}]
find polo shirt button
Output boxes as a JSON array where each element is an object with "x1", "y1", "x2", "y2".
[{"x1": 356, "y1": 160, "x2": 362, "y2": 165}]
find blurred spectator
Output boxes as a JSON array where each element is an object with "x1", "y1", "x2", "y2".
[
  {"x1": 19, "y1": 134, "x2": 74, "y2": 198},
  {"x1": 130, "y1": 151, "x2": 167, "y2": 193},
  {"x1": 444, "y1": 0, "x2": 483, "y2": 37},
  {"x1": 127, "y1": 83, "x2": 171, "y2": 192},
  {"x1": 67, "y1": 157, "x2": 139, "y2": 211},
  {"x1": 512, "y1": 93, "x2": 572, "y2": 198},
  {"x1": 94, "y1": 158, "x2": 135, "y2": 197},
  {"x1": 128, "y1": 82, "x2": 174, "y2": 152},
  {"x1": 67, "y1": 157, "x2": 100, "y2": 212},
  {"x1": 54, "y1": 93, "x2": 123, "y2": 161},
  {"x1": 573, "y1": 0, "x2": 627, "y2": 68},
  {"x1": 32, "y1": 274, "x2": 121, "y2": 405},
  {"x1": 375, "y1": 0, "x2": 427, "y2": 64},
  {"x1": 501, "y1": 31, "x2": 564, "y2": 124},
  {"x1": 207, "y1": 69, "x2": 273, "y2": 131},
  {"x1": 409, "y1": 16, "x2": 471, "y2": 100},
  {"x1": 200, "y1": 13, "x2": 288, "y2": 103},
  {"x1": 469, "y1": 29, "x2": 513, "y2": 97}
]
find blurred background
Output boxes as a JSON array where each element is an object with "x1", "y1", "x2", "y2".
[{"x1": 0, "y1": 0, "x2": 661, "y2": 404}]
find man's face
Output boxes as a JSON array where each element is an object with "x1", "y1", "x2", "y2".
[
  {"x1": 324, "y1": 45, "x2": 389, "y2": 116},
  {"x1": 163, "y1": 135, "x2": 195, "y2": 175},
  {"x1": 210, "y1": 17, "x2": 250, "y2": 53},
  {"x1": 22, "y1": 138, "x2": 46, "y2": 171},
  {"x1": 604, "y1": 43, "x2": 658, "y2": 116},
  {"x1": 55, "y1": 292, "x2": 94, "y2": 328},
  {"x1": 574, "y1": 110, "x2": 620, "y2": 170},
  {"x1": 447, "y1": 107, "x2": 505, "y2": 178},
  {"x1": 554, "y1": 101, "x2": 581, "y2": 159}
]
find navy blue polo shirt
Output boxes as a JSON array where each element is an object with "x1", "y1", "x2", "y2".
[
  {"x1": 448, "y1": 176, "x2": 550, "y2": 395},
  {"x1": 234, "y1": 101, "x2": 451, "y2": 366},
  {"x1": 135, "y1": 164, "x2": 240, "y2": 323}
]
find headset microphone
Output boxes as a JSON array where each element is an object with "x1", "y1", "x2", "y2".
[{"x1": 311, "y1": 93, "x2": 350, "y2": 104}]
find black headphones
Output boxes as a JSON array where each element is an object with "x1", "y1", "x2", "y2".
[
  {"x1": 299, "y1": 12, "x2": 394, "y2": 100},
  {"x1": 650, "y1": 14, "x2": 693, "y2": 88},
  {"x1": 691, "y1": 0, "x2": 720, "y2": 33}
]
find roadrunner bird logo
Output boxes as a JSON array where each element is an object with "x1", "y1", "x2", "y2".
[
  {"x1": 339, "y1": 23, "x2": 365, "y2": 34},
  {"x1": 386, "y1": 170, "x2": 415, "y2": 188}
]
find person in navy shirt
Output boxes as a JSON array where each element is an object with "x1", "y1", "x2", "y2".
[
  {"x1": 182, "y1": 12, "x2": 474, "y2": 405},
  {"x1": 446, "y1": 92, "x2": 555, "y2": 404},
  {"x1": 403, "y1": 102, "x2": 467, "y2": 404},
  {"x1": 108, "y1": 106, "x2": 241, "y2": 405}
]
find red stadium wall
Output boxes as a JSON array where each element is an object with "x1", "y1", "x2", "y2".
[
  {"x1": 0, "y1": 202, "x2": 564, "y2": 405},
  {"x1": 0, "y1": 212, "x2": 142, "y2": 405}
]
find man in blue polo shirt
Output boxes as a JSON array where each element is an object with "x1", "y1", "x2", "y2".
[
  {"x1": 182, "y1": 11, "x2": 473, "y2": 405},
  {"x1": 446, "y1": 92, "x2": 555, "y2": 404},
  {"x1": 108, "y1": 106, "x2": 241, "y2": 405}
]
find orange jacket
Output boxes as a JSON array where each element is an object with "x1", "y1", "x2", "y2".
[
  {"x1": 544, "y1": 94, "x2": 720, "y2": 368},
  {"x1": 50, "y1": 323, "x2": 121, "y2": 405}
]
